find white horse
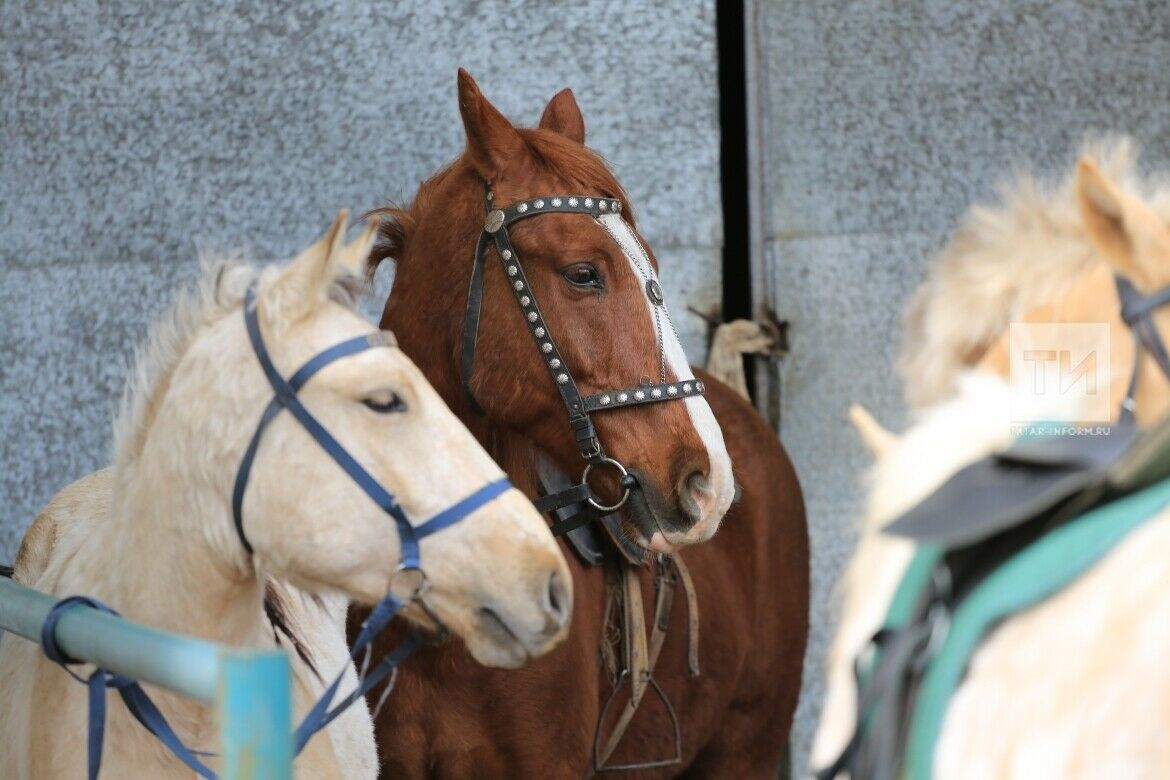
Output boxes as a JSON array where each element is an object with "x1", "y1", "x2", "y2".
[
  {"x1": 0, "y1": 211, "x2": 572, "y2": 779},
  {"x1": 815, "y1": 144, "x2": 1170, "y2": 778}
]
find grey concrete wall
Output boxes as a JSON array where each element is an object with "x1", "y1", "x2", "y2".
[
  {"x1": 0, "y1": 1, "x2": 721, "y2": 559},
  {"x1": 754, "y1": 1, "x2": 1170, "y2": 774}
]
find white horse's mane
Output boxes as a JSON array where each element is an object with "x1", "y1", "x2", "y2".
[
  {"x1": 111, "y1": 256, "x2": 367, "y2": 480},
  {"x1": 112, "y1": 259, "x2": 258, "y2": 479},
  {"x1": 899, "y1": 136, "x2": 1170, "y2": 409}
]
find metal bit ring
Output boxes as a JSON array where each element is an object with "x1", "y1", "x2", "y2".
[{"x1": 582, "y1": 457, "x2": 631, "y2": 513}]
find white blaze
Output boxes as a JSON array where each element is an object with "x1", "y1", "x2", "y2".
[{"x1": 596, "y1": 214, "x2": 735, "y2": 541}]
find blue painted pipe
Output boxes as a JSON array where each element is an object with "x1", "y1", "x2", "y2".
[
  {"x1": 0, "y1": 576, "x2": 221, "y2": 701},
  {"x1": 0, "y1": 577, "x2": 293, "y2": 779}
]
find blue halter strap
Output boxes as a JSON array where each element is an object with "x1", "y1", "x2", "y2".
[
  {"x1": 40, "y1": 597, "x2": 217, "y2": 780},
  {"x1": 40, "y1": 284, "x2": 514, "y2": 777},
  {"x1": 231, "y1": 285, "x2": 511, "y2": 570}
]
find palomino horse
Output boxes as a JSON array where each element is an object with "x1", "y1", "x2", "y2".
[
  {"x1": 815, "y1": 143, "x2": 1170, "y2": 778},
  {"x1": 354, "y1": 70, "x2": 808, "y2": 777},
  {"x1": 0, "y1": 212, "x2": 571, "y2": 779}
]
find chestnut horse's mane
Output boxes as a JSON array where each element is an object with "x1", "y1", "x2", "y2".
[{"x1": 367, "y1": 128, "x2": 635, "y2": 271}]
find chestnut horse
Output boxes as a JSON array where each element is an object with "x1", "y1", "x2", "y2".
[{"x1": 351, "y1": 70, "x2": 808, "y2": 777}]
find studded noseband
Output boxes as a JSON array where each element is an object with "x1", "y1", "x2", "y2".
[{"x1": 461, "y1": 187, "x2": 704, "y2": 524}]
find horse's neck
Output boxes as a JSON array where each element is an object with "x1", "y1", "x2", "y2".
[{"x1": 104, "y1": 451, "x2": 266, "y2": 649}]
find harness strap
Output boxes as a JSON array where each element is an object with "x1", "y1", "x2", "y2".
[
  {"x1": 1114, "y1": 276, "x2": 1170, "y2": 423},
  {"x1": 233, "y1": 290, "x2": 402, "y2": 557},
  {"x1": 293, "y1": 591, "x2": 426, "y2": 752},
  {"x1": 461, "y1": 188, "x2": 705, "y2": 467},
  {"x1": 592, "y1": 555, "x2": 696, "y2": 773},
  {"x1": 40, "y1": 597, "x2": 217, "y2": 780},
  {"x1": 671, "y1": 553, "x2": 701, "y2": 676},
  {"x1": 235, "y1": 288, "x2": 511, "y2": 571}
]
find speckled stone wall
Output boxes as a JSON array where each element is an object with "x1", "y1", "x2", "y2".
[
  {"x1": 754, "y1": 1, "x2": 1170, "y2": 774},
  {"x1": 0, "y1": 1, "x2": 721, "y2": 559}
]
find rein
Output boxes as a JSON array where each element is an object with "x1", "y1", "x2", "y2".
[
  {"x1": 461, "y1": 187, "x2": 704, "y2": 529},
  {"x1": 41, "y1": 284, "x2": 514, "y2": 778}
]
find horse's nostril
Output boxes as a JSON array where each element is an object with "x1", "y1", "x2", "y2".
[
  {"x1": 687, "y1": 471, "x2": 711, "y2": 497},
  {"x1": 679, "y1": 470, "x2": 715, "y2": 521},
  {"x1": 545, "y1": 570, "x2": 570, "y2": 628}
]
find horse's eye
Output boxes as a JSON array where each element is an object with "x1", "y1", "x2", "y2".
[
  {"x1": 362, "y1": 392, "x2": 407, "y2": 414},
  {"x1": 562, "y1": 262, "x2": 604, "y2": 290}
]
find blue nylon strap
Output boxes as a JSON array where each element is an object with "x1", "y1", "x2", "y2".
[
  {"x1": 293, "y1": 591, "x2": 422, "y2": 753},
  {"x1": 232, "y1": 289, "x2": 398, "y2": 555},
  {"x1": 40, "y1": 597, "x2": 217, "y2": 780},
  {"x1": 231, "y1": 336, "x2": 382, "y2": 554},
  {"x1": 234, "y1": 286, "x2": 515, "y2": 570},
  {"x1": 229, "y1": 285, "x2": 518, "y2": 754},
  {"x1": 415, "y1": 477, "x2": 512, "y2": 539}
]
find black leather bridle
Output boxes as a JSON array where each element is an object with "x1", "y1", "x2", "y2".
[
  {"x1": 1115, "y1": 274, "x2": 1170, "y2": 423},
  {"x1": 461, "y1": 186, "x2": 705, "y2": 532}
]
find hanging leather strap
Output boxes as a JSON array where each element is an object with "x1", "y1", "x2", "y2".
[{"x1": 592, "y1": 555, "x2": 699, "y2": 773}]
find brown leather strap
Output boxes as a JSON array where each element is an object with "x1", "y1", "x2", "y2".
[
  {"x1": 593, "y1": 555, "x2": 699, "y2": 772},
  {"x1": 671, "y1": 553, "x2": 701, "y2": 677},
  {"x1": 623, "y1": 563, "x2": 650, "y2": 708}
]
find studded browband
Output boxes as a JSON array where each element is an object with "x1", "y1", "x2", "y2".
[{"x1": 461, "y1": 186, "x2": 705, "y2": 467}]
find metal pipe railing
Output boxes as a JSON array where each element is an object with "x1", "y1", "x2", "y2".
[{"x1": 0, "y1": 576, "x2": 292, "y2": 779}]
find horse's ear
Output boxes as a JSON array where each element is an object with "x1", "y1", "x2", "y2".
[
  {"x1": 849, "y1": 404, "x2": 896, "y2": 457},
  {"x1": 457, "y1": 69, "x2": 526, "y2": 181},
  {"x1": 365, "y1": 206, "x2": 415, "y2": 278},
  {"x1": 270, "y1": 210, "x2": 349, "y2": 319},
  {"x1": 1077, "y1": 155, "x2": 1170, "y2": 288},
  {"x1": 336, "y1": 214, "x2": 380, "y2": 275},
  {"x1": 539, "y1": 88, "x2": 585, "y2": 144}
]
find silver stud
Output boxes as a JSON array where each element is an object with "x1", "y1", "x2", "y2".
[
  {"x1": 599, "y1": 200, "x2": 608, "y2": 211},
  {"x1": 527, "y1": 312, "x2": 539, "y2": 323},
  {"x1": 618, "y1": 392, "x2": 629, "y2": 402},
  {"x1": 485, "y1": 209, "x2": 505, "y2": 233},
  {"x1": 486, "y1": 191, "x2": 494, "y2": 201},
  {"x1": 541, "y1": 343, "x2": 553, "y2": 354},
  {"x1": 534, "y1": 327, "x2": 545, "y2": 337},
  {"x1": 634, "y1": 390, "x2": 646, "y2": 401},
  {"x1": 556, "y1": 373, "x2": 569, "y2": 384},
  {"x1": 584, "y1": 198, "x2": 593, "y2": 208},
  {"x1": 534, "y1": 199, "x2": 545, "y2": 209},
  {"x1": 549, "y1": 358, "x2": 561, "y2": 369},
  {"x1": 513, "y1": 280, "x2": 524, "y2": 291},
  {"x1": 507, "y1": 265, "x2": 518, "y2": 276},
  {"x1": 651, "y1": 388, "x2": 663, "y2": 398},
  {"x1": 600, "y1": 395, "x2": 611, "y2": 405},
  {"x1": 683, "y1": 382, "x2": 693, "y2": 393},
  {"x1": 552, "y1": 197, "x2": 562, "y2": 207},
  {"x1": 667, "y1": 385, "x2": 678, "y2": 396},
  {"x1": 518, "y1": 203, "x2": 528, "y2": 213},
  {"x1": 502, "y1": 249, "x2": 512, "y2": 260},
  {"x1": 520, "y1": 295, "x2": 530, "y2": 306},
  {"x1": 613, "y1": 201, "x2": 622, "y2": 212},
  {"x1": 569, "y1": 197, "x2": 579, "y2": 207},
  {"x1": 696, "y1": 381, "x2": 705, "y2": 392}
]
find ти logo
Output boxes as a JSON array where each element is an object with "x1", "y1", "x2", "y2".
[{"x1": 1009, "y1": 323, "x2": 1111, "y2": 424}]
